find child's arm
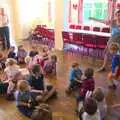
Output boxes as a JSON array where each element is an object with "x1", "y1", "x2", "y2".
[
  {"x1": 18, "y1": 101, "x2": 30, "y2": 107},
  {"x1": 74, "y1": 78, "x2": 83, "y2": 83},
  {"x1": 31, "y1": 89, "x2": 43, "y2": 94},
  {"x1": 113, "y1": 66, "x2": 120, "y2": 78},
  {"x1": 108, "y1": 104, "x2": 120, "y2": 109}
]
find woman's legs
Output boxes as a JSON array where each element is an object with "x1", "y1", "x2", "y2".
[{"x1": 97, "y1": 53, "x2": 109, "y2": 72}]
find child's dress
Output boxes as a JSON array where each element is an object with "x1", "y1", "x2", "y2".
[{"x1": 44, "y1": 60, "x2": 56, "y2": 75}]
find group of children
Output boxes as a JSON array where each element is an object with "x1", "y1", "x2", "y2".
[
  {"x1": 65, "y1": 42, "x2": 120, "y2": 120},
  {"x1": 0, "y1": 41, "x2": 120, "y2": 120},
  {"x1": 0, "y1": 44, "x2": 57, "y2": 119}
]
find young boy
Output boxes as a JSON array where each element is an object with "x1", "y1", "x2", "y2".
[
  {"x1": 66, "y1": 63, "x2": 82, "y2": 93},
  {"x1": 28, "y1": 64, "x2": 57, "y2": 102},
  {"x1": 76, "y1": 68, "x2": 95, "y2": 111},
  {"x1": 107, "y1": 43, "x2": 120, "y2": 89}
]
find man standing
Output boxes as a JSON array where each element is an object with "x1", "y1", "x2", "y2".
[{"x1": 0, "y1": 8, "x2": 10, "y2": 49}]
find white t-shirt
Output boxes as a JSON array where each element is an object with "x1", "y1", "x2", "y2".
[
  {"x1": 82, "y1": 109, "x2": 101, "y2": 120},
  {"x1": 0, "y1": 14, "x2": 8, "y2": 27},
  {"x1": 4, "y1": 65, "x2": 20, "y2": 80},
  {"x1": 97, "y1": 101, "x2": 107, "y2": 119}
]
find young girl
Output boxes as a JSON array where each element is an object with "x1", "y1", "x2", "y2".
[
  {"x1": 3, "y1": 58, "x2": 22, "y2": 100},
  {"x1": 79, "y1": 97, "x2": 100, "y2": 120},
  {"x1": 77, "y1": 68, "x2": 95, "y2": 102},
  {"x1": 42, "y1": 46, "x2": 50, "y2": 61},
  {"x1": 31, "y1": 104, "x2": 52, "y2": 120},
  {"x1": 29, "y1": 45, "x2": 39, "y2": 58},
  {"x1": 107, "y1": 43, "x2": 120, "y2": 89},
  {"x1": 17, "y1": 45, "x2": 27, "y2": 64},
  {"x1": 44, "y1": 55, "x2": 57, "y2": 76}
]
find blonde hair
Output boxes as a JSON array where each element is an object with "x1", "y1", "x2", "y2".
[
  {"x1": 17, "y1": 80, "x2": 29, "y2": 92},
  {"x1": 109, "y1": 42, "x2": 120, "y2": 51},
  {"x1": 5, "y1": 58, "x2": 17, "y2": 66},
  {"x1": 92, "y1": 88, "x2": 104, "y2": 102},
  {"x1": 25, "y1": 56, "x2": 32, "y2": 63}
]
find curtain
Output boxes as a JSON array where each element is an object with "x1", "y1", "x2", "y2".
[
  {"x1": 68, "y1": 0, "x2": 83, "y2": 24},
  {"x1": 78, "y1": 0, "x2": 83, "y2": 24},
  {"x1": 107, "y1": 0, "x2": 117, "y2": 21}
]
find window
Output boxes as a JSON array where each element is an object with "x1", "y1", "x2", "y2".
[{"x1": 83, "y1": 0, "x2": 108, "y2": 23}]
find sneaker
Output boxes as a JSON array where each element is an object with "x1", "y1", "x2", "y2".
[{"x1": 96, "y1": 67, "x2": 106, "y2": 72}]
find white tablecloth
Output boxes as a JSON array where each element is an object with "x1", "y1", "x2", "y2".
[{"x1": 63, "y1": 29, "x2": 111, "y2": 37}]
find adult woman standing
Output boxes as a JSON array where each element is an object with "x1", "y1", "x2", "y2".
[
  {"x1": 0, "y1": 8, "x2": 10, "y2": 49},
  {"x1": 96, "y1": 10, "x2": 120, "y2": 72}
]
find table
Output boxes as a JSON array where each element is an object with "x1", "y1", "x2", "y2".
[{"x1": 63, "y1": 29, "x2": 111, "y2": 37}]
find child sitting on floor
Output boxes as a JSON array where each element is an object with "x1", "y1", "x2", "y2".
[
  {"x1": 79, "y1": 97, "x2": 100, "y2": 120},
  {"x1": 76, "y1": 68, "x2": 95, "y2": 109},
  {"x1": 42, "y1": 46, "x2": 50, "y2": 61},
  {"x1": 92, "y1": 88, "x2": 107, "y2": 120},
  {"x1": 44, "y1": 55, "x2": 57, "y2": 76},
  {"x1": 66, "y1": 63, "x2": 83, "y2": 94},
  {"x1": 29, "y1": 45, "x2": 39, "y2": 58},
  {"x1": 17, "y1": 45, "x2": 27, "y2": 64},
  {"x1": 15, "y1": 80, "x2": 36, "y2": 117},
  {"x1": 8, "y1": 46, "x2": 16, "y2": 59},
  {"x1": 28, "y1": 64, "x2": 57, "y2": 102},
  {"x1": 107, "y1": 43, "x2": 120, "y2": 89},
  {"x1": 31, "y1": 104, "x2": 52, "y2": 120},
  {"x1": 3, "y1": 58, "x2": 22, "y2": 100}
]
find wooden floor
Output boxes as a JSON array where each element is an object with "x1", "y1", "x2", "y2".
[{"x1": 0, "y1": 41, "x2": 120, "y2": 120}]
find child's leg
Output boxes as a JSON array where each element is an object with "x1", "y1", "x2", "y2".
[
  {"x1": 43, "y1": 85, "x2": 56, "y2": 102},
  {"x1": 17, "y1": 106, "x2": 33, "y2": 118},
  {"x1": 7, "y1": 81, "x2": 15, "y2": 94},
  {"x1": 107, "y1": 72, "x2": 114, "y2": 85}
]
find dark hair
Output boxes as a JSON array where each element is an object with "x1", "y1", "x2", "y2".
[
  {"x1": 32, "y1": 64, "x2": 42, "y2": 74},
  {"x1": 51, "y1": 55, "x2": 57, "y2": 62},
  {"x1": 72, "y1": 62, "x2": 79, "y2": 68},
  {"x1": 83, "y1": 97, "x2": 97, "y2": 115},
  {"x1": 85, "y1": 68, "x2": 94, "y2": 78},
  {"x1": 31, "y1": 104, "x2": 52, "y2": 120}
]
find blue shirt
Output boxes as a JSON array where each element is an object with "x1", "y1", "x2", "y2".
[
  {"x1": 69, "y1": 67, "x2": 82, "y2": 81},
  {"x1": 112, "y1": 27, "x2": 120, "y2": 37},
  {"x1": 112, "y1": 54, "x2": 120, "y2": 73},
  {"x1": 15, "y1": 91, "x2": 31, "y2": 107},
  {"x1": 69, "y1": 68, "x2": 76, "y2": 81},
  {"x1": 111, "y1": 21, "x2": 120, "y2": 37}
]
